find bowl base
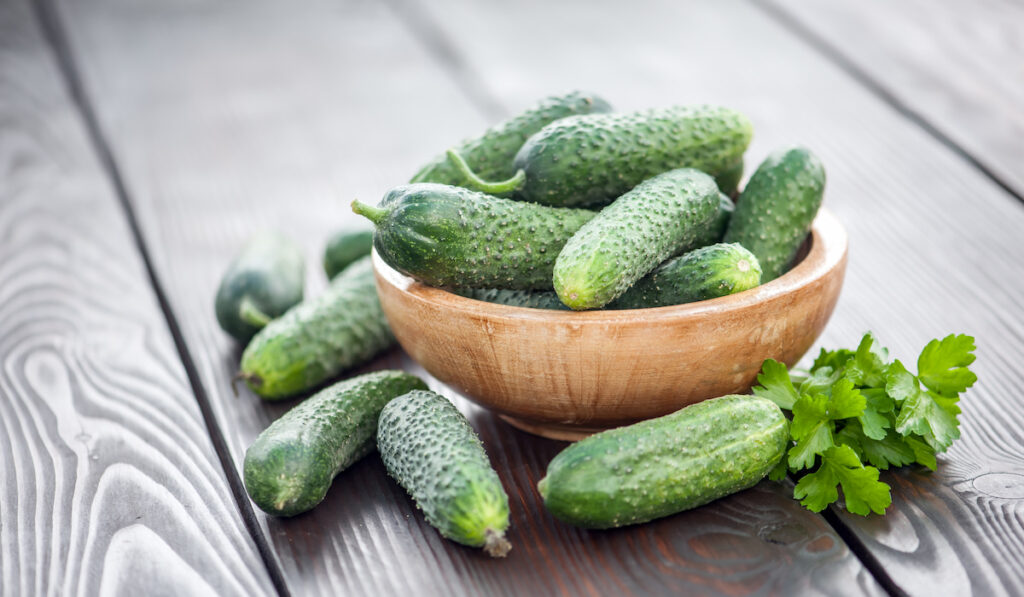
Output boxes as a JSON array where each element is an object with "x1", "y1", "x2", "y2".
[{"x1": 498, "y1": 415, "x2": 612, "y2": 442}]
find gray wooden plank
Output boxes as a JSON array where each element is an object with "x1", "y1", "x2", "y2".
[
  {"x1": 51, "y1": 0, "x2": 882, "y2": 594},
  {"x1": 0, "y1": 0, "x2": 274, "y2": 594},
  {"x1": 406, "y1": 0, "x2": 1024, "y2": 593},
  {"x1": 767, "y1": 0, "x2": 1024, "y2": 199}
]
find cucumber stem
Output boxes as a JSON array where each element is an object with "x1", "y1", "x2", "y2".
[
  {"x1": 351, "y1": 200, "x2": 388, "y2": 225},
  {"x1": 231, "y1": 371, "x2": 261, "y2": 397},
  {"x1": 482, "y1": 528, "x2": 512, "y2": 558},
  {"x1": 238, "y1": 296, "x2": 272, "y2": 328},
  {"x1": 445, "y1": 149, "x2": 526, "y2": 195}
]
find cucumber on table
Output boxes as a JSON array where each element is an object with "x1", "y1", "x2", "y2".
[
  {"x1": 215, "y1": 232, "x2": 304, "y2": 343},
  {"x1": 244, "y1": 370, "x2": 427, "y2": 517},
  {"x1": 538, "y1": 395, "x2": 789, "y2": 529},
  {"x1": 724, "y1": 146, "x2": 825, "y2": 281},
  {"x1": 353, "y1": 183, "x2": 596, "y2": 290},
  {"x1": 450, "y1": 104, "x2": 752, "y2": 208},
  {"x1": 239, "y1": 256, "x2": 394, "y2": 399},
  {"x1": 608, "y1": 243, "x2": 762, "y2": 309},
  {"x1": 323, "y1": 229, "x2": 373, "y2": 279},
  {"x1": 411, "y1": 91, "x2": 611, "y2": 186},
  {"x1": 377, "y1": 390, "x2": 512, "y2": 557},
  {"x1": 553, "y1": 168, "x2": 720, "y2": 310}
]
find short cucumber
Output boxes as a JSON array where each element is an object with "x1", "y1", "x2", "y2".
[
  {"x1": 453, "y1": 287, "x2": 569, "y2": 310},
  {"x1": 323, "y1": 229, "x2": 373, "y2": 279},
  {"x1": 215, "y1": 232, "x2": 304, "y2": 343},
  {"x1": 377, "y1": 390, "x2": 511, "y2": 557},
  {"x1": 239, "y1": 256, "x2": 394, "y2": 399},
  {"x1": 608, "y1": 243, "x2": 762, "y2": 309},
  {"x1": 451, "y1": 105, "x2": 752, "y2": 207},
  {"x1": 243, "y1": 370, "x2": 427, "y2": 516},
  {"x1": 538, "y1": 395, "x2": 788, "y2": 529},
  {"x1": 353, "y1": 183, "x2": 596, "y2": 290},
  {"x1": 724, "y1": 146, "x2": 825, "y2": 281},
  {"x1": 411, "y1": 91, "x2": 611, "y2": 186},
  {"x1": 553, "y1": 168, "x2": 720, "y2": 310}
]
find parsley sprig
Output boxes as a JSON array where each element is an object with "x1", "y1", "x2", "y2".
[{"x1": 755, "y1": 332, "x2": 977, "y2": 516}]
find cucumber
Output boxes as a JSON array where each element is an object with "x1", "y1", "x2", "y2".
[
  {"x1": 453, "y1": 287, "x2": 569, "y2": 310},
  {"x1": 215, "y1": 232, "x2": 304, "y2": 343},
  {"x1": 377, "y1": 390, "x2": 511, "y2": 557},
  {"x1": 239, "y1": 256, "x2": 394, "y2": 399},
  {"x1": 538, "y1": 395, "x2": 788, "y2": 529},
  {"x1": 353, "y1": 183, "x2": 596, "y2": 290},
  {"x1": 323, "y1": 229, "x2": 373, "y2": 279},
  {"x1": 715, "y1": 159, "x2": 744, "y2": 197},
  {"x1": 608, "y1": 243, "x2": 762, "y2": 309},
  {"x1": 724, "y1": 146, "x2": 825, "y2": 281},
  {"x1": 553, "y1": 168, "x2": 720, "y2": 310},
  {"x1": 450, "y1": 105, "x2": 752, "y2": 207},
  {"x1": 411, "y1": 91, "x2": 611, "y2": 186},
  {"x1": 243, "y1": 370, "x2": 427, "y2": 516}
]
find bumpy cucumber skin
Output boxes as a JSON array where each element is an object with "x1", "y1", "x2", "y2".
[
  {"x1": 369, "y1": 184, "x2": 596, "y2": 290},
  {"x1": 215, "y1": 232, "x2": 304, "y2": 343},
  {"x1": 553, "y1": 168, "x2": 720, "y2": 310},
  {"x1": 512, "y1": 105, "x2": 752, "y2": 207},
  {"x1": 538, "y1": 395, "x2": 788, "y2": 529},
  {"x1": 243, "y1": 370, "x2": 427, "y2": 517},
  {"x1": 377, "y1": 390, "x2": 511, "y2": 555},
  {"x1": 608, "y1": 243, "x2": 762, "y2": 309},
  {"x1": 714, "y1": 159, "x2": 744, "y2": 197},
  {"x1": 323, "y1": 229, "x2": 373, "y2": 279},
  {"x1": 724, "y1": 146, "x2": 825, "y2": 281},
  {"x1": 411, "y1": 91, "x2": 611, "y2": 186},
  {"x1": 454, "y1": 287, "x2": 569, "y2": 310},
  {"x1": 240, "y1": 257, "x2": 394, "y2": 399}
]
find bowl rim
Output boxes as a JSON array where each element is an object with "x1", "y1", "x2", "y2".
[{"x1": 373, "y1": 207, "x2": 847, "y2": 324}]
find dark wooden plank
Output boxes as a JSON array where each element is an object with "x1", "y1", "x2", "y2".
[
  {"x1": 52, "y1": 0, "x2": 881, "y2": 594},
  {"x1": 408, "y1": 0, "x2": 1024, "y2": 593},
  {"x1": 767, "y1": 0, "x2": 1024, "y2": 199},
  {"x1": 0, "y1": 0, "x2": 273, "y2": 594}
]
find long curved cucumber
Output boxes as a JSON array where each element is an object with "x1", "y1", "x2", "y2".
[
  {"x1": 377, "y1": 390, "x2": 512, "y2": 557},
  {"x1": 243, "y1": 370, "x2": 427, "y2": 516},
  {"x1": 538, "y1": 395, "x2": 788, "y2": 529},
  {"x1": 353, "y1": 183, "x2": 596, "y2": 290},
  {"x1": 412, "y1": 91, "x2": 611, "y2": 186},
  {"x1": 215, "y1": 232, "x2": 304, "y2": 343},
  {"x1": 553, "y1": 168, "x2": 720, "y2": 310},
  {"x1": 239, "y1": 256, "x2": 394, "y2": 399}
]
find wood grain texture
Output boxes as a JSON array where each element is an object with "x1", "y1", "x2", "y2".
[
  {"x1": 52, "y1": 0, "x2": 880, "y2": 594},
  {"x1": 408, "y1": 0, "x2": 1024, "y2": 593},
  {"x1": 767, "y1": 0, "x2": 1024, "y2": 198},
  {"x1": 373, "y1": 210, "x2": 846, "y2": 439},
  {"x1": 0, "y1": 0, "x2": 273, "y2": 594}
]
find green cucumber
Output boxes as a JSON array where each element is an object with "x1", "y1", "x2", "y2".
[
  {"x1": 215, "y1": 232, "x2": 304, "y2": 343},
  {"x1": 411, "y1": 91, "x2": 611, "y2": 186},
  {"x1": 243, "y1": 370, "x2": 427, "y2": 516},
  {"x1": 454, "y1": 287, "x2": 569, "y2": 310},
  {"x1": 450, "y1": 105, "x2": 752, "y2": 207},
  {"x1": 553, "y1": 168, "x2": 720, "y2": 310},
  {"x1": 715, "y1": 159, "x2": 744, "y2": 197},
  {"x1": 724, "y1": 147, "x2": 825, "y2": 281},
  {"x1": 323, "y1": 229, "x2": 373, "y2": 279},
  {"x1": 538, "y1": 395, "x2": 788, "y2": 529},
  {"x1": 608, "y1": 243, "x2": 762, "y2": 309},
  {"x1": 353, "y1": 183, "x2": 596, "y2": 290},
  {"x1": 377, "y1": 390, "x2": 511, "y2": 557},
  {"x1": 239, "y1": 256, "x2": 394, "y2": 399}
]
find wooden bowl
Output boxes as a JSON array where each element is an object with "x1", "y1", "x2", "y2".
[{"x1": 373, "y1": 208, "x2": 847, "y2": 441}]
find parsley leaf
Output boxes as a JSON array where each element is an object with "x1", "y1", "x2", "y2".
[
  {"x1": 812, "y1": 347, "x2": 855, "y2": 372},
  {"x1": 788, "y1": 382, "x2": 865, "y2": 469},
  {"x1": 858, "y1": 388, "x2": 894, "y2": 440},
  {"x1": 752, "y1": 359, "x2": 800, "y2": 410},
  {"x1": 887, "y1": 360, "x2": 961, "y2": 452},
  {"x1": 917, "y1": 334, "x2": 978, "y2": 397},
  {"x1": 844, "y1": 333, "x2": 889, "y2": 388},
  {"x1": 793, "y1": 445, "x2": 891, "y2": 515}
]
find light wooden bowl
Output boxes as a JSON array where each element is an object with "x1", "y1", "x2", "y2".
[{"x1": 373, "y1": 208, "x2": 847, "y2": 441}]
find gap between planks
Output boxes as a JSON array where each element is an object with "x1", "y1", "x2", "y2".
[
  {"x1": 30, "y1": 0, "x2": 291, "y2": 594},
  {"x1": 752, "y1": 0, "x2": 1024, "y2": 208}
]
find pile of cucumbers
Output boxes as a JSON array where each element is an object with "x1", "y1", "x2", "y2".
[{"x1": 211, "y1": 91, "x2": 824, "y2": 558}]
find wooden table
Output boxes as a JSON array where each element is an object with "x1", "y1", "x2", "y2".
[{"x1": 3, "y1": 0, "x2": 1022, "y2": 594}]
